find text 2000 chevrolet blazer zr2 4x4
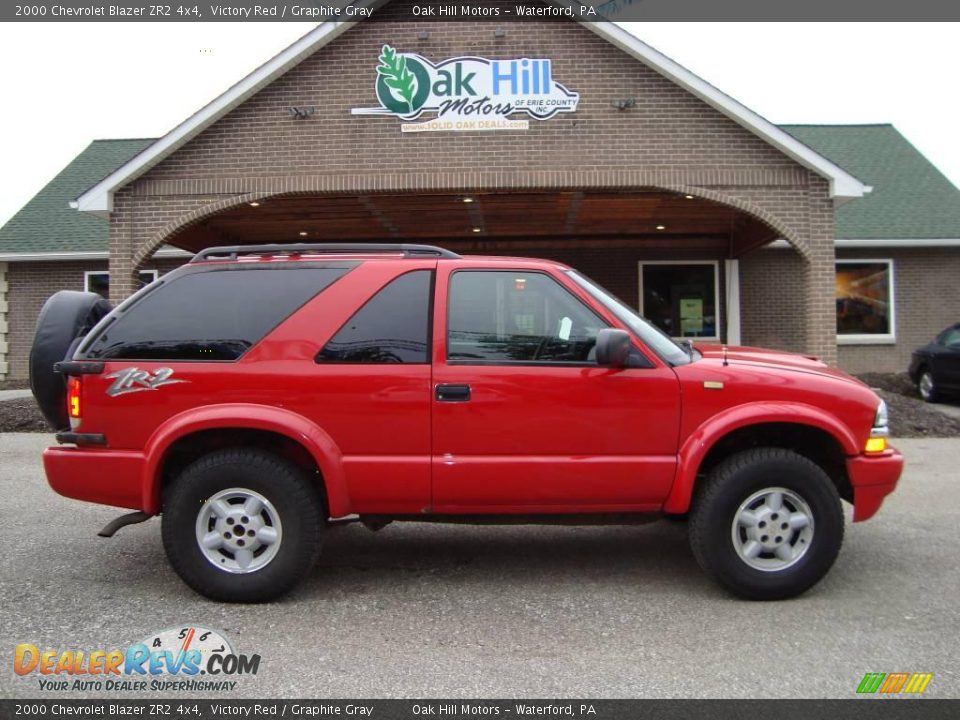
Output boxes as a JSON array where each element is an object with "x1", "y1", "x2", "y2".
[{"x1": 30, "y1": 244, "x2": 903, "y2": 602}]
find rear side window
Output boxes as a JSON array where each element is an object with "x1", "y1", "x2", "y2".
[
  {"x1": 316, "y1": 270, "x2": 432, "y2": 364},
  {"x1": 83, "y1": 267, "x2": 350, "y2": 361}
]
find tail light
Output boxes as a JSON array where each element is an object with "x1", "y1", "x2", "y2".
[{"x1": 67, "y1": 376, "x2": 82, "y2": 422}]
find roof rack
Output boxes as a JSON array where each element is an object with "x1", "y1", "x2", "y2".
[{"x1": 190, "y1": 243, "x2": 461, "y2": 263}]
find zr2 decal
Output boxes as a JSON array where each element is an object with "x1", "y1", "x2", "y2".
[{"x1": 105, "y1": 367, "x2": 188, "y2": 397}]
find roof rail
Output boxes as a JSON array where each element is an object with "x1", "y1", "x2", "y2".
[{"x1": 190, "y1": 243, "x2": 461, "y2": 263}]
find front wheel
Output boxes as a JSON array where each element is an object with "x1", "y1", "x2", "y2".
[
  {"x1": 162, "y1": 449, "x2": 324, "y2": 602},
  {"x1": 689, "y1": 448, "x2": 844, "y2": 600}
]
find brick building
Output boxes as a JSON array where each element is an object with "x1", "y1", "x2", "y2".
[{"x1": 2, "y1": 7, "x2": 959, "y2": 380}]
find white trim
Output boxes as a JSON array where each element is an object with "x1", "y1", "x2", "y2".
[
  {"x1": 0, "y1": 247, "x2": 192, "y2": 262},
  {"x1": 763, "y1": 238, "x2": 960, "y2": 250},
  {"x1": 577, "y1": 20, "x2": 868, "y2": 201},
  {"x1": 73, "y1": 4, "x2": 867, "y2": 215},
  {"x1": 724, "y1": 259, "x2": 741, "y2": 346},
  {"x1": 0, "y1": 251, "x2": 110, "y2": 261},
  {"x1": 836, "y1": 258, "x2": 896, "y2": 345},
  {"x1": 84, "y1": 268, "x2": 159, "y2": 294},
  {"x1": 639, "y1": 260, "x2": 722, "y2": 343},
  {"x1": 836, "y1": 238, "x2": 960, "y2": 248}
]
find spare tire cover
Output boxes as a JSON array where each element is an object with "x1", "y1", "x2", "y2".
[{"x1": 29, "y1": 291, "x2": 112, "y2": 430}]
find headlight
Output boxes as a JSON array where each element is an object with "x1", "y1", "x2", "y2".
[
  {"x1": 873, "y1": 400, "x2": 889, "y2": 436},
  {"x1": 865, "y1": 400, "x2": 890, "y2": 453}
]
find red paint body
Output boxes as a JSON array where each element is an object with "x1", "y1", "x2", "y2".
[{"x1": 42, "y1": 254, "x2": 903, "y2": 522}]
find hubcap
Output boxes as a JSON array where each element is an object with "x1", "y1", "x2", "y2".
[
  {"x1": 195, "y1": 488, "x2": 282, "y2": 574},
  {"x1": 919, "y1": 373, "x2": 934, "y2": 400},
  {"x1": 730, "y1": 487, "x2": 814, "y2": 572}
]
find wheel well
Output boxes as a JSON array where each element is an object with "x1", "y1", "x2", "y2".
[
  {"x1": 158, "y1": 428, "x2": 328, "y2": 512},
  {"x1": 697, "y1": 423, "x2": 852, "y2": 503}
]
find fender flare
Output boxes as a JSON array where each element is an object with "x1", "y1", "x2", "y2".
[
  {"x1": 140, "y1": 404, "x2": 349, "y2": 516},
  {"x1": 662, "y1": 402, "x2": 860, "y2": 514}
]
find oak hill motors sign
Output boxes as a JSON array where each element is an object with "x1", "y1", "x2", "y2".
[{"x1": 351, "y1": 45, "x2": 580, "y2": 132}]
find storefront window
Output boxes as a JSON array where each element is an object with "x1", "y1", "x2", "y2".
[
  {"x1": 84, "y1": 270, "x2": 158, "y2": 299},
  {"x1": 835, "y1": 260, "x2": 895, "y2": 342},
  {"x1": 640, "y1": 262, "x2": 720, "y2": 340}
]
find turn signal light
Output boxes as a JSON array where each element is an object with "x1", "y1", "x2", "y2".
[
  {"x1": 67, "y1": 377, "x2": 82, "y2": 419},
  {"x1": 864, "y1": 437, "x2": 887, "y2": 454}
]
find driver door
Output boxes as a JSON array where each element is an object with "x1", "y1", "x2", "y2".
[{"x1": 431, "y1": 266, "x2": 680, "y2": 512}]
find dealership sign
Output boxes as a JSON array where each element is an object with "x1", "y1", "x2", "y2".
[{"x1": 351, "y1": 45, "x2": 580, "y2": 132}]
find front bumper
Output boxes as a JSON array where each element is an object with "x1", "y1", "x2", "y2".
[
  {"x1": 846, "y1": 447, "x2": 904, "y2": 522},
  {"x1": 43, "y1": 446, "x2": 146, "y2": 511}
]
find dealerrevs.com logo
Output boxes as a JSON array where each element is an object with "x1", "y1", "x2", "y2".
[
  {"x1": 14, "y1": 626, "x2": 260, "y2": 693},
  {"x1": 857, "y1": 672, "x2": 934, "y2": 695}
]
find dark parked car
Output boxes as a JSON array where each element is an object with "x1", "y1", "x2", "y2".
[{"x1": 909, "y1": 323, "x2": 960, "y2": 402}]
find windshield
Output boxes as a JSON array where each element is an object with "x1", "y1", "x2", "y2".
[{"x1": 566, "y1": 270, "x2": 693, "y2": 366}]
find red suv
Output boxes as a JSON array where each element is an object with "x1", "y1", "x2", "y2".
[{"x1": 30, "y1": 244, "x2": 903, "y2": 602}]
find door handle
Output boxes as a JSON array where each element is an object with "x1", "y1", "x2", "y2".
[{"x1": 436, "y1": 383, "x2": 471, "y2": 402}]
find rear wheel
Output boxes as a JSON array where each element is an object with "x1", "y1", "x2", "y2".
[
  {"x1": 162, "y1": 448, "x2": 324, "y2": 602},
  {"x1": 918, "y1": 369, "x2": 939, "y2": 402},
  {"x1": 689, "y1": 448, "x2": 844, "y2": 600}
]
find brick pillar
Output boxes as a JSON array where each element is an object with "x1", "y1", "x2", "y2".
[
  {"x1": 108, "y1": 198, "x2": 138, "y2": 306},
  {"x1": 803, "y1": 187, "x2": 838, "y2": 366},
  {"x1": 107, "y1": 254, "x2": 138, "y2": 306}
]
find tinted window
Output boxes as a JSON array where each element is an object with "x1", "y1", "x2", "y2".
[
  {"x1": 317, "y1": 270, "x2": 432, "y2": 364},
  {"x1": 83, "y1": 267, "x2": 350, "y2": 361},
  {"x1": 447, "y1": 271, "x2": 607, "y2": 364}
]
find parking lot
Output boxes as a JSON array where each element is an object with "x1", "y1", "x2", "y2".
[{"x1": 1, "y1": 433, "x2": 957, "y2": 699}]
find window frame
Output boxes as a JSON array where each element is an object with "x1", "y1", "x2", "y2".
[
  {"x1": 638, "y1": 260, "x2": 722, "y2": 342},
  {"x1": 84, "y1": 269, "x2": 158, "y2": 296},
  {"x1": 835, "y1": 258, "x2": 896, "y2": 345},
  {"x1": 315, "y1": 268, "x2": 434, "y2": 365},
  {"x1": 445, "y1": 268, "x2": 611, "y2": 367}
]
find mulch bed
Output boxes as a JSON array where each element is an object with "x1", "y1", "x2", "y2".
[
  {"x1": 0, "y1": 398, "x2": 51, "y2": 433},
  {"x1": 856, "y1": 373, "x2": 960, "y2": 438},
  {"x1": 1, "y1": 373, "x2": 957, "y2": 437}
]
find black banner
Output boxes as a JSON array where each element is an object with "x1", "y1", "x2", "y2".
[
  {"x1": 4, "y1": 0, "x2": 960, "y2": 22},
  {"x1": 1, "y1": 700, "x2": 959, "y2": 720}
]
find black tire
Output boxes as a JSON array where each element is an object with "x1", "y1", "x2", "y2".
[
  {"x1": 689, "y1": 448, "x2": 844, "y2": 601},
  {"x1": 29, "y1": 290, "x2": 112, "y2": 429},
  {"x1": 161, "y1": 448, "x2": 324, "y2": 603},
  {"x1": 917, "y1": 368, "x2": 939, "y2": 403}
]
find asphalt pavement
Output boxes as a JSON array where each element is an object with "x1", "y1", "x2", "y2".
[{"x1": 1, "y1": 433, "x2": 957, "y2": 699}]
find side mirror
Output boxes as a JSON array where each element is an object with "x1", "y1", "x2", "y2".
[{"x1": 595, "y1": 328, "x2": 631, "y2": 368}]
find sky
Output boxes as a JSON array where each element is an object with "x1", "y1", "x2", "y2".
[{"x1": 0, "y1": 22, "x2": 958, "y2": 228}]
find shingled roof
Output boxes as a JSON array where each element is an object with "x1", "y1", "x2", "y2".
[
  {"x1": 0, "y1": 139, "x2": 153, "y2": 256},
  {"x1": 783, "y1": 124, "x2": 960, "y2": 240},
  {"x1": 2, "y1": 126, "x2": 959, "y2": 257}
]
